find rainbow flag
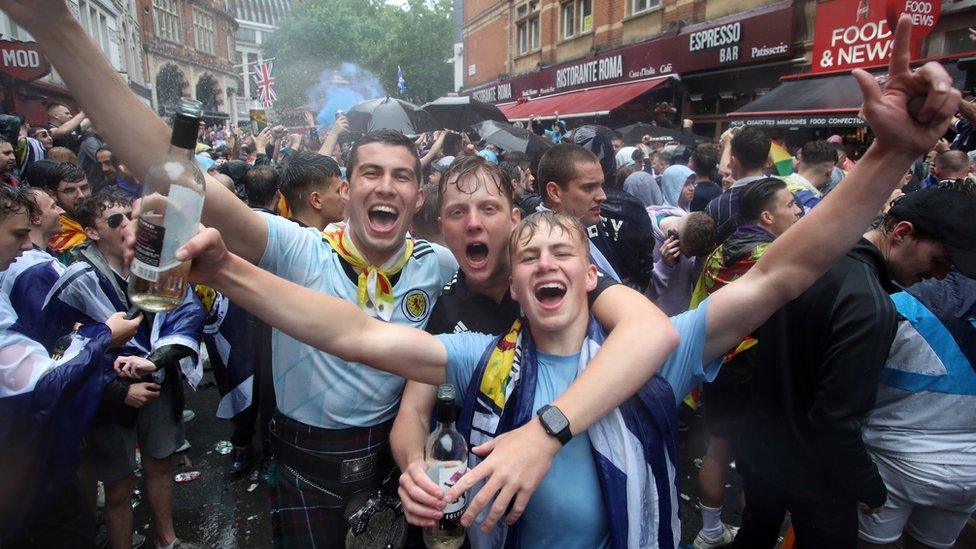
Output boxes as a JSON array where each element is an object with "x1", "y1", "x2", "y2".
[{"x1": 770, "y1": 140, "x2": 793, "y2": 176}]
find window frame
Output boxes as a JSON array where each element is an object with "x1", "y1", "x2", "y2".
[
  {"x1": 193, "y1": 8, "x2": 216, "y2": 56},
  {"x1": 632, "y1": 0, "x2": 660, "y2": 16},
  {"x1": 152, "y1": 0, "x2": 181, "y2": 43},
  {"x1": 515, "y1": 1, "x2": 542, "y2": 55},
  {"x1": 578, "y1": 0, "x2": 593, "y2": 33},
  {"x1": 561, "y1": 1, "x2": 576, "y2": 40}
]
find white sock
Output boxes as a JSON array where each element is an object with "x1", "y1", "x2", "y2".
[{"x1": 700, "y1": 504, "x2": 724, "y2": 538}]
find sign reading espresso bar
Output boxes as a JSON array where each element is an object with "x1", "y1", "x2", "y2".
[{"x1": 467, "y1": 2, "x2": 794, "y2": 104}]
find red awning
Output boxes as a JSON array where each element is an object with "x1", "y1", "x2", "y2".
[{"x1": 498, "y1": 77, "x2": 668, "y2": 121}]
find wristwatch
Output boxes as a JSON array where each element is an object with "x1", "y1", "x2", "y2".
[{"x1": 536, "y1": 404, "x2": 572, "y2": 445}]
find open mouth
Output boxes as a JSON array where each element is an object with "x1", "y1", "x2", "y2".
[
  {"x1": 367, "y1": 205, "x2": 399, "y2": 234},
  {"x1": 534, "y1": 281, "x2": 567, "y2": 309},
  {"x1": 465, "y1": 242, "x2": 489, "y2": 268}
]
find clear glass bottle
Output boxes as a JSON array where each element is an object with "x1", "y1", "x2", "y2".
[
  {"x1": 50, "y1": 322, "x2": 82, "y2": 361},
  {"x1": 129, "y1": 98, "x2": 205, "y2": 312},
  {"x1": 423, "y1": 384, "x2": 468, "y2": 549}
]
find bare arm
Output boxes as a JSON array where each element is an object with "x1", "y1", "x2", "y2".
[
  {"x1": 420, "y1": 131, "x2": 447, "y2": 169},
  {"x1": 318, "y1": 117, "x2": 348, "y2": 159},
  {"x1": 958, "y1": 98, "x2": 976, "y2": 124},
  {"x1": 703, "y1": 16, "x2": 960, "y2": 363},
  {"x1": 177, "y1": 228, "x2": 449, "y2": 384},
  {"x1": 10, "y1": 3, "x2": 267, "y2": 263},
  {"x1": 49, "y1": 110, "x2": 86, "y2": 139}
]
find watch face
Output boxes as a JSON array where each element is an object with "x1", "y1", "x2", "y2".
[{"x1": 541, "y1": 407, "x2": 569, "y2": 433}]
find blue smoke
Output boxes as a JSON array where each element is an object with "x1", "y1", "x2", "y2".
[{"x1": 307, "y1": 62, "x2": 385, "y2": 127}]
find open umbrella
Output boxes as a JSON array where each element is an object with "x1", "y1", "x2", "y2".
[
  {"x1": 470, "y1": 120, "x2": 551, "y2": 166},
  {"x1": 346, "y1": 97, "x2": 437, "y2": 135},
  {"x1": 615, "y1": 122, "x2": 701, "y2": 146},
  {"x1": 422, "y1": 96, "x2": 509, "y2": 131}
]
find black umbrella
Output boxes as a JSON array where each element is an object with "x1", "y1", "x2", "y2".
[
  {"x1": 346, "y1": 97, "x2": 437, "y2": 135},
  {"x1": 470, "y1": 120, "x2": 551, "y2": 166},
  {"x1": 422, "y1": 96, "x2": 509, "y2": 132},
  {"x1": 615, "y1": 122, "x2": 701, "y2": 146}
]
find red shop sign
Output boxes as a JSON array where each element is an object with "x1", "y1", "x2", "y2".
[
  {"x1": 885, "y1": 0, "x2": 941, "y2": 41},
  {"x1": 811, "y1": 0, "x2": 924, "y2": 74},
  {"x1": 0, "y1": 40, "x2": 50, "y2": 81},
  {"x1": 466, "y1": 2, "x2": 794, "y2": 104}
]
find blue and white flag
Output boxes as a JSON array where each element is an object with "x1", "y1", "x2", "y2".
[
  {"x1": 0, "y1": 293, "x2": 111, "y2": 536},
  {"x1": 397, "y1": 65, "x2": 408, "y2": 95}
]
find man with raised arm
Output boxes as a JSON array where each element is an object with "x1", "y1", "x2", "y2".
[
  {"x1": 2, "y1": 2, "x2": 682, "y2": 545},
  {"x1": 157, "y1": 17, "x2": 959, "y2": 546}
]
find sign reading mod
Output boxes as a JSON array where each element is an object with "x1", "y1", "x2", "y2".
[{"x1": 0, "y1": 40, "x2": 50, "y2": 81}]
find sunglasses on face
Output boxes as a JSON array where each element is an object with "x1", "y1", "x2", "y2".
[{"x1": 105, "y1": 211, "x2": 132, "y2": 229}]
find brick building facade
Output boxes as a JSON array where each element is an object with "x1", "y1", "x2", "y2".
[{"x1": 137, "y1": 0, "x2": 240, "y2": 123}]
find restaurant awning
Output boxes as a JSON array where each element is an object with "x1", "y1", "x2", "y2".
[
  {"x1": 729, "y1": 61, "x2": 967, "y2": 128},
  {"x1": 499, "y1": 77, "x2": 668, "y2": 121}
]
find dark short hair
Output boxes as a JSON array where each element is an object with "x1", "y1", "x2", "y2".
[
  {"x1": 413, "y1": 183, "x2": 440, "y2": 237},
  {"x1": 500, "y1": 150, "x2": 530, "y2": 169},
  {"x1": 730, "y1": 127, "x2": 771, "y2": 173},
  {"x1": 44, "y1": 101, "x2": 69, "y2": 112},
  {"x1": 439, "y1": 154, "x2": 514, "y2": 208},
  {"x1": 243, "y1": 165, "x2": 280, "y2": 208},
  {"x1": 39, "y1": 162, "x2": 86, "y2": 194},
  {"x1": 28, "y1": 126, "x2": 50, "y2": 139},
  {"x1": 739, "y1": 177, "x2": 788, "y2": 224},
  {"x1": 654, "y1": 149, "x2": 673, "y2": 165},
  {"x1": 799, "y1": 140, "x2": 838, "y2": 165},
  {"x1": 682, "y1": 212, "x2": 717, "y2": 257},
  {"x1": 934, "y1": 150, "x2": 969, "y2": 174},
  {"x1": 347, "y1": 129, "x2": 421, "y2": 185},
  {"x1": 498, "y1": 161, "x2": 523, "y2": 187},
  {"x1": 278, "y1": 151, "x2": 340, "y2": 212},
  {"x1": 691, "y1": 144, "x2": 718, "y2": 177},
  {"x1": 0, "y1": 183, "x2": 39, "y2": 222},
  {"x1": 76, "y1": 188, "x2": 131, "y2": 229},
  {"x1": 537, "y1": 143, "x2": 599, "y2": 202},
  {"x1": 509, "y1": 211, "x2": 591, "y2": 264}
]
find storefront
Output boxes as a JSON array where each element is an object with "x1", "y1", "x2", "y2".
[
  {"x1": 730, "y1": 0, "x2": 975, "y2": 148},
  {"x1": 463, "y1": 2, "x2": 797, "y2": 137},
  {"x1": 0, "y1": 39, "x2": 75, "y2": 125}
]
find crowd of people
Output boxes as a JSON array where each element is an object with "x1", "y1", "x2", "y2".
[{"x1": 0, "y1": 4, "x2": 975, "y2": 549}]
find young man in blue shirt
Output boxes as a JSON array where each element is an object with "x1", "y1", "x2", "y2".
[{"x1": 164, "y1": 28, "x2": 960, "y2": 540}]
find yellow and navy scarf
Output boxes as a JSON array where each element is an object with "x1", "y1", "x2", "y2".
[{"x1": 322, "y1": 222, "x2": 412, "y2": 322}]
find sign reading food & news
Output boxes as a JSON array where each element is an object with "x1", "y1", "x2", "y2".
[
  {"x1": 466, "y1": 2, "x2": 794, "y2": 103},
  {"x1": 0, "y1": 40, "x2": 50, "y2": 81},
  {"x1": 885, "y1": 0, "x2": 941, "y2": 41},
  {"x1": 810, "y1": 0, "x2": 937, "y2": 74}
]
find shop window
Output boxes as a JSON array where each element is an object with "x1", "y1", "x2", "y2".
[
  {"x1": 153, "y1": 0, "x2": 181, "y2": 43},
  {"x1": 632, "y1": 0, "x2": 660, "y2": 15},
  {"x1": 194, "y1": 8, "x2": 216, "y2": 55},
  {"x1": 516, "y1": 1, "x2": 541, "y2": 55}
]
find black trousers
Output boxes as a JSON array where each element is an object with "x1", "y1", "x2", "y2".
[
  {"x1": 231, "y1": 319, "x2": 276, "y2": 453},
  {"x1": 731, "y1": 464, "x2": 859, "y2": 549}
]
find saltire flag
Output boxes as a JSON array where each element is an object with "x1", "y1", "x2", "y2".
[
  {"x1": 254, "y1": 61, "x2": 277, "y2": 108},
  {"x1": 193, "y1": 286, "x2": 256, "y2": 419},
  {"x1": 397, "y1": 65, "x2": 407, "y2": 95}
]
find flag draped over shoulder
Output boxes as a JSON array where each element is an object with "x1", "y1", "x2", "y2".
[
  {"x1": 0, "y1": 294, "x2": 111, "y2": 536},
  {"x1": 457, "y1": 316, "x2": 681, "y2": 549}
]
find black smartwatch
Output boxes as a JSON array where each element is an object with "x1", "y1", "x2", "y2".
[{"x1": 536, "y1": 404, "x2": 572, "y2": 445}]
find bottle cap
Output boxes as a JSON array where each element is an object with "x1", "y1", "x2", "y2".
[{"x1": 436, "y1": 384, "x2": 456, "y2": 402}]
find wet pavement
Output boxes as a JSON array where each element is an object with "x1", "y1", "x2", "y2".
[
  {"x1": 133, "y1": 373, "x2": 272, "y2": 548},
  {"x1": 131, "y1": 374, "x2": 740, "y2": 547}
]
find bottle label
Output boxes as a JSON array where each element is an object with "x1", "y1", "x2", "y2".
[
  {"x1": 132, "y1": 218, "x2": 165, "y2": 281},
  {"x1": 132, "y1": 184, "x2": 204, "y2": 282},
  {"x1": 427, "y1": 462, "x2": 467, "y2": 518}
]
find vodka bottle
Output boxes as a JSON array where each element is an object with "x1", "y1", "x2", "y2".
[
  {"x1": 423, "y1": 384, "x2": 468, "y2": 549},
  {"x1": 129, "y1": 98, "x2": 205, "y2": 312}
]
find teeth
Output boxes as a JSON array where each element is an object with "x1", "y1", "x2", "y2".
[
  {"x1": 370, "y1": 205, "x2": 397, "y2": 214},
  {"x1": 539, "y1": 282, "x2": 565, "y2": 291}
]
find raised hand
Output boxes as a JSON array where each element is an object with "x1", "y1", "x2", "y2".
[
  {"x1": 852, "y1": 14, "x2": 961, "y2": 158},
  {"x1": 105, "y1": 311, "x2": 142, "y2": 348}
]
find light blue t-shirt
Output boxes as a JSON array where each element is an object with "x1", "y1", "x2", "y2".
[
  {"x1": 437, "y1": 298, "x2": 721, "y2": 545},
  {"x1": 258, "y1": 214, "x2": 455, "y2": 428}
]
